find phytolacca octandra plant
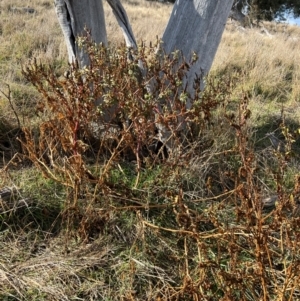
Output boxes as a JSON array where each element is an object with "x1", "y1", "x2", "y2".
[{"x1": 21, "y1": 38, "x2": 230, "y2": 188}]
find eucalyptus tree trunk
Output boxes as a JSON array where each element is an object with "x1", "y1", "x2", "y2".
[
  {"x1": 162, "y1": 0, "x2": 234, "y2": 100},
  {"x1": 154, "y1": 0, "x2": 234, "y2": 147},
  {"x1": 54, "y1": 0, "x2": 137, "y2": 67},
  {"x1": 54, "y1": 0, "x2": 107, "y2": 65},
  {"x1": 54, "y1": 0, "x2": 234, "y2": 147},
  {"x1": 55, "y1": 0, "x2": 233, "y2": 89}
]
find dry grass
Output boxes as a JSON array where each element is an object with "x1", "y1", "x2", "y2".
[
  {"x1": 104, "y1": 0, "x2": 172, "y2": 45},
  {"x1": 1, "y1": 0, "x2": 300, "y2": 300},
  {"x1": 215, "y1": 23, "x2": 300, "y2": 96}
]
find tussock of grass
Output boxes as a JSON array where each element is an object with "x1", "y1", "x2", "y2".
[{"x1": 213, "y1": 22, "x2": 300, "y2": 131}]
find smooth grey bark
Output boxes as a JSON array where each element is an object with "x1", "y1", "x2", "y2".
[
  {"x1": 106, "y1": 0, "x2": 137, "y2": 49},
  {"x1": 55, "y1": 0, "x2": 234, "y2": 88},
  {"x1": 151, "y1": 0, "x2": 233, "y2": 148},
  {"x1": 54, "y1": 0, "x2": 136, "y2": 67},
  {"x1": 54, "y1": 0, "x2": 107, "y2": 65},
  {"x1": 162, "y1": 0, "x2": 234, "y2": 100}
]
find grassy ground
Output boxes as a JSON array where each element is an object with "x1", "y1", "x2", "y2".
[{"x1": 1, "y1": 0, "x2": 300, "y2": 300}]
